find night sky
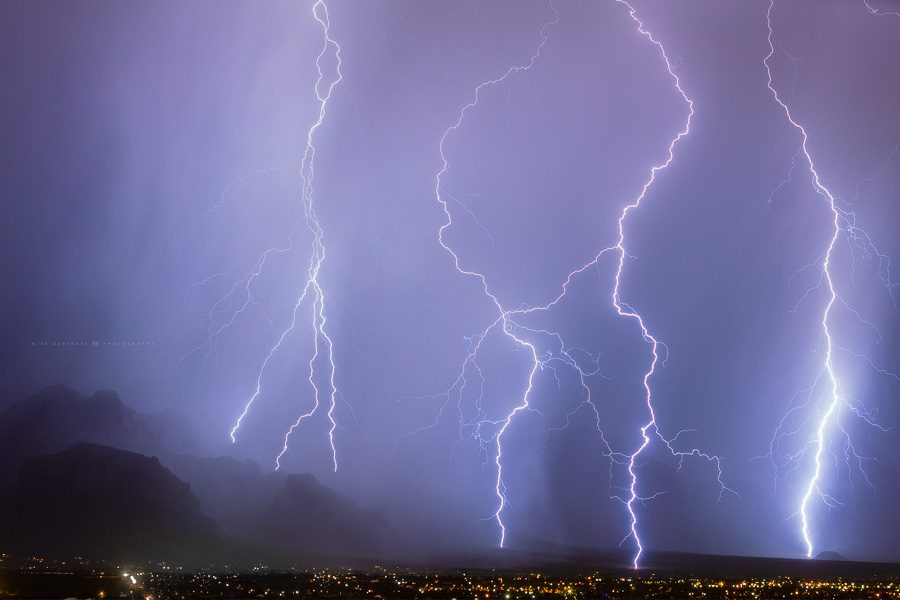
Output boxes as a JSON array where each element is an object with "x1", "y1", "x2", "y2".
[{"x1": 2, "y1": 0, "x2": 900, "y2": 564}]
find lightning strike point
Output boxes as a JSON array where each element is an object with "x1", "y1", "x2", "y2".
[
  {"x1": 763, "y1": 0, "x2": 895, "y2": 557},
  {"x1": 614, "y1": 0, "x2": 736, "y2": 568}
]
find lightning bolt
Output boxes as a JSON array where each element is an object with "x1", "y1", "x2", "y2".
[
  {"x1": 395, "y1": 0, "x2": 621, "y2": 548},
  {"x1": 764, "y1": 0, "x2": 898, "y2": 557},
  {"x1": 426, "y1": 2, "x2": 560, "y2": 549},
  {"x1": 185, "y1": 0, "x2": 343, "y2": 472},
  {"x1": 609, "y1": 0, "x2": 736, "y2": 569},
  {"x1": 265, "y1": 0, "x2": 343, "y2": 472},
  {"x1": 399, "y1": 0, "x2": 734, "y2": 564},
  {"x1": 864, "y1": 0, "x2": 900, "y2": 17}
]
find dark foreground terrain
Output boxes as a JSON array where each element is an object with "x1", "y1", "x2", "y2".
[
  {"x1": 3, "y1": 387, "x2": 900, "y2": 597},
  {"x1": 4, "y1": 551, "x2": 900, "y2": 599},
  {"x1": 2, "y1": 568, "x2": 900, "y2": 599}
]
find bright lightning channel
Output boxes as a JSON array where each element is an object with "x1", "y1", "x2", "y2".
[
  {"x1": 200, "y1": 0, "x2": 343, "y2": 472},
  {"x1": 429, "y1": 2, "x2": 560, "y2": 549},
  {"x1": 864, "y1": 0, "x2": 900, "y2": 17},
  {"x1": 610, "y1": 0, "x2": 736, "y2": 569},
  {"x1": 764, "y1": 0, "x2": 898, "y2": 557},
  {"x1": 403, "y1": 0, "x2": 734, "y2": 566}
]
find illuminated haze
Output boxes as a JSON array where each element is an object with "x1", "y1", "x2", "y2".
[{"x1": 1, "y1": 0, "x2": 899, "y2": 563}]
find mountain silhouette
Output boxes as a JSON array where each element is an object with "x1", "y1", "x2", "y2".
[
  {"x1": 163, "y1": 454, "x2": 389, "y2": 563},
  {"x1": 816, "y1": 550, "x2": 849, "y2": 561},
  {"x1": 0, "y1": 386, "x2": 388, "y2": 566},
  {"x1": 261, "y1": 472, "x2": 387, "y2": 561},
  {"x1": 0, "y1": 385, "x2": 192, "y2": 482},
  {"x1": 161, "y1": 454, "x2": 274, "y2": 540},
  {"x1": 5, "y1": 443, "x2": 221, "y2": 563}
]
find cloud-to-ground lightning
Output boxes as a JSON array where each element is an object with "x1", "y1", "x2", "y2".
[
  {"x1": 609, "y1": 0, "x2": 736, "y2": 569},
  {"x1": 185, "y1": 0, "x2": 344, "y2": 471},
  {"x1": 764, "y1": 0, "x2": 898, "y2": 557},
  {"x1": 399, "y1": 0, "x2": 734, "y2": 565},
  {"x1": 425, "y1": 1, "x2": 559, "y2": 548}
]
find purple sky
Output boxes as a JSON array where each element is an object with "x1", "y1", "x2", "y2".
[{"x1": 2, "y1": 0, "x2": 900, "y2": 562}]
